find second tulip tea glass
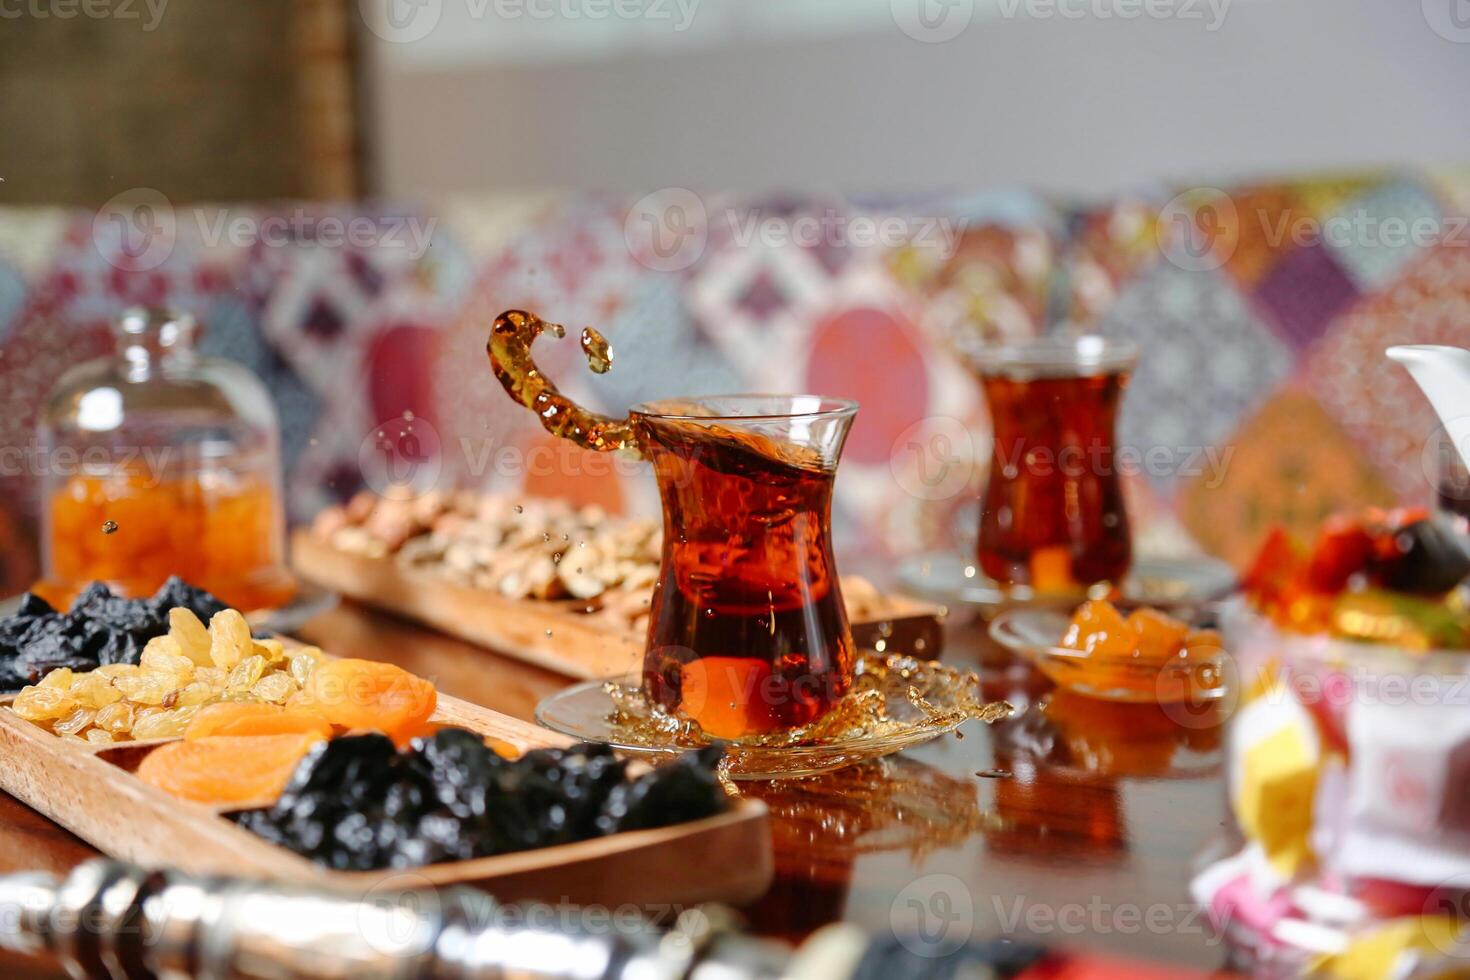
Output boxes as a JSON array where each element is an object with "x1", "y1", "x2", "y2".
[
  {"x1": 975, "y1": 336, "x2": 1138, "y2": 594},
  {"x1": 632, "y1": 396, "x2": 858, "y2": 739}
]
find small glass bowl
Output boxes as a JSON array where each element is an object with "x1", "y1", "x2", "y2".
[{"x1": 989, "y1": 607, "x2": 1230, "y2": 704}]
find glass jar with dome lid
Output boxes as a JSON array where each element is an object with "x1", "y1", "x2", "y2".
[{"x1": 35, "y1": 307, "x2": 294, "y2": 611}]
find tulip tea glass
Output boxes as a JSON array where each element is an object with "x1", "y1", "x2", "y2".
[
  {"x1": 974, "y1": 336, "x2": 1137, "y2": 593},
  {"x1": 632, "y1": 396, "x2": 858, "y2": 739}
]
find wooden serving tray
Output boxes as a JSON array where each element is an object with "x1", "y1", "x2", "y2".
[
  {"x1": 291, "y1": 529, "x2": 946, "y2": 679},
  {"x1": 0, "y1": 688, "x2": 772, "y2": 909}
]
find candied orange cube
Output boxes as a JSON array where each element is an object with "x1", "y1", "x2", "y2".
[
  {"x1": 1184, "y1": 628, "x2": 1225, "y2": 654},
  {"x1": 1060, "y1": 599, "x2": 1138, "y2": 658},
  {"x1": 1126, "y1": 607, "x2": 1191, "y2": 663}
]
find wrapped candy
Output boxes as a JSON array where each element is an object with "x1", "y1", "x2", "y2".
[
  {"x1": 1336, "y1": 686, "x2": 1470, "y2": 886},
  {"x1": 1229, "y1": 685, "x2": 1325, "y2": 879},
  {"x1": 1308, "y1": 916, "x2": 1464, "y2": 980}
]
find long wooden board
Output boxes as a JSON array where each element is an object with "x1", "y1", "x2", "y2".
[
  {"x1": 291, "y1": 529, "x2": 945, "y2": 679},
  {"x1": 0, "y1": 687, "x2": 772, "y2": 909}
]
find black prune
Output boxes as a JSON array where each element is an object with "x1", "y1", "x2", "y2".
[
  {"x1": 14, "y1": 594, "x2": 54, "y2": 619},
  {"x1": 399, "y1": 813, "x2": 471, "y2": 865},
  {"x1": 69, "y1": 582, "x2": 144, "y2": 629},
  {"x1": 0, "y1": 612, "x2": 53, "y2": 653},
  {"x1": 0, "y1": 579, "x2": 228, "y2": 694},
  {"x1": 0, "y1": 663, "x2": 27, "y2": 692},
  {"x1": 279, "y1": 733, "x2": 400, "y2": 811},
  {"x1": 148, "y1": 576, "x2": 228, "y2": 623},
  {"x1": 229, "y1": 729, "x2": 726, "y2": 871},
  {"x1": 407, "y1": 728, "x2": 504, "y2": 820},
  {"x1": 10, "y1": 628, "x2": 96, "y2": 684},
  {"x1": 66, "y1": 582, "x2": 114, "y2": 616},
  {"x1": 595, "y1": 745, "x2": 727, "y2": 835},
  {"x1": 484, "y1": 744, "x2": 627, "y2": 851},
  {"x1": 94, "y1": 629, "x2": 143, "y2": 667}
]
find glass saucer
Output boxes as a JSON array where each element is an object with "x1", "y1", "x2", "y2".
[
  {"x1": 896, "y1": 552, "x2": 1236, "y2": 616},
  {"x1": 535, "y1": 653, "x2": 1015, "y2": 781}
]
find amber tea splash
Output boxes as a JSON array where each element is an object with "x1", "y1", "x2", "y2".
[
  {"x1": 488, "y1": 310, "x2": 857, "y2": 738},
  {"x1": 488, "y1": 310, "x2": 640, "y2": 453}
]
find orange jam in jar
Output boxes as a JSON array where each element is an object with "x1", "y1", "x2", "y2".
[
  {"x1": 35, "y1": 308, "x2": 294, "y2": 612},
  {"x1": 40, "y1": 460, "x2": 293, "y2": 612}
]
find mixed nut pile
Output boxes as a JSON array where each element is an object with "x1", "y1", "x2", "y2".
[{"x1": 312, "y1": 491, "x2": 664, "y2": 629}]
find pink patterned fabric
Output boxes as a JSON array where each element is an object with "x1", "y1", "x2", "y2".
[{"x1": 1, "y1": 174, "x2": 1467, "y2": 595}]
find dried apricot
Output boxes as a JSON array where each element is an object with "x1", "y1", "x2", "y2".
[
  {"x1": 136, "y1": 733, "x2": 324, "y2": 805},
  {"x1": 376, "y1": 718, "x2": 442, "y2": 749},
  {"x1": 293, "y1": 659, "x2": 436, "y2": 742},
  {"x1": 185, "y1": 702, "x2": 332, "y2": 740}
]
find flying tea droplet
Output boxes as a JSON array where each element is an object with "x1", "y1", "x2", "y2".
[{"x1": 580, "y1": 327, "x2": 613, "y2": 374}]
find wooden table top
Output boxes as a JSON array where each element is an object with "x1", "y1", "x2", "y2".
[{"x1": 0, "y1": 600, "x2": 1235, "y2": 977}]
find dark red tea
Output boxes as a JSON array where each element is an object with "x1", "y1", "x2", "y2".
[
  {"x1": 977, "y1": 359, "x2": 1133, "y2": 591},
  {"x1": 635, "y1": 414, "x2": 855, "y2": 739}
]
